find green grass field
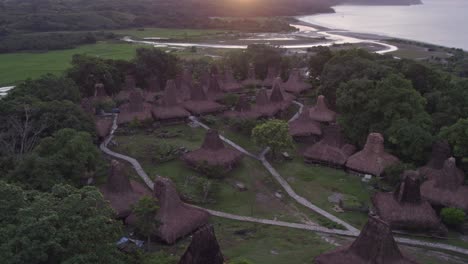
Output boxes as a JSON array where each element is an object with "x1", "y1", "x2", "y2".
[{"x1": 111, "y1": 27, "x2": 227, "y2": 40}]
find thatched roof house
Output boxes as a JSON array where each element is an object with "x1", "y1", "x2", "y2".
[
  {"x1": 303, "y1": 124, "x2": 356, "y2": 168},
  {"x1": 372, "y1": 171, "x2": 447, "y2": 236},
  {"x1": 346, "y1": 133, "x2": 400, "y2": 176},
  {"x1": 224, "y1": 95, "x2": 262, "y2": 120},
  {"x1": 95, "y1": 116, "x2": 113, "y2": 141},
  {"x1": 182, "y1": 129, "x2": 243, "y2": 173},
  {"x1": 128, "y1": 177, "x2": 210, "y2": 244},
  {"x1": 309, "y1": 95, "x2": 337, "y2": 123},
  {"x1": 176, "y1": 69, "x2": 193, "y2": 102},
  {"x1": 94, "y1": 83, "x2": 108, "y2": 98},
  {"x1": 288, "y1": 106, "x2": 322, "y2": 139},
  {"x1": 100, "y1": 160, "x2": 151, "y2": 219},
  {"x1": 220, "y1": 68, "x2": 242, "y2": 93},
  {"x1": 262, "y1": 66, "x2": 279, "y2": 87},
  {"x1": 152, "y1": 80, "x2": 190, "y2": 122},
  {"x1": 267, "y1": 77, "x2": 295, "y2": 111},
  {"x1": 117, "y1": 89, "x2": 153, "y2": 124},
  {"x1": 251, "y1": 88, "x2": 280, "y2": 118},
  {"x1": 144, "y1": 75, "x2": 161, "y2": 102},
  {"x1": 205, "y1": 74, "x2": 225, "y2": 101},
  {"x1": 242, "y1": 67, "x2": 261, "y2": 87},
  {"x1": 178, "y1": 225, "x2": 224, "y2": 264},
  {"x1": 421, "y1": 157, "x2": 468, "y2": 212},
  {"x1": 418, "y1": 141, "x2": 464, "y2": 183},
  {"x1": 283, "y1": 69, "x2": 312, "y2": 95},
  {"x1": 315, "y1": 216, "x2": 420, "y2": 264},
  {"x1": 183, "y1": 83, "x2": 225, "y2": 116},
  {"x1": 115, "y1": 75, "x2": 136, "y2": 102}
]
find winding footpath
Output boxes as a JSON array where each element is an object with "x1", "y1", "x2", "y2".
[{"x1": 100, "y1": 113, "x2": 468, "y2": 256}]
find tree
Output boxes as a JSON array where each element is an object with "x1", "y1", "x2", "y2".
[
  {"x1": 133, "y1": 196, "x2": 160, "y2": 250},
  {"x1": 440, "y1": 207, "x2": 466, "y2": 227},
  {"x1": 308, "y1": 46, "x2": 333, "y2": 78},
  {"x1": 0, "y1": 181, "x2": 126, "y2": 264},
  {"x1": 439, "y1": 118, "x2": 468, "y2": 159},
  {"x1": 252, "y1": 119, "x2": 293, "y2": 158},
  {"x1": 134, "y1": 47, "x2": 179, "y2": 89}
]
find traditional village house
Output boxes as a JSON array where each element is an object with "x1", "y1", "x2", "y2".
[
  {"x1": 117, "y1": 89, "x2": 153, "y2": 124},
  {"x1": 178, "y1": 225, "x2": 224, "y2": 264},
  {"x1": 309, "y1": 95, "x2": 337, "y2": 124},
  {"x1": 183, "y1": 82, "x2": 225, "y2": 116},
  {"x1": 283, "y1": 68, "x2": 312, "y2": 95},
  {"x1": 152, "y1": 80, "x2": 190, "y2": 122},
  {"x1": 288, "y1": 106, "x2": 322, "y2": 141}
]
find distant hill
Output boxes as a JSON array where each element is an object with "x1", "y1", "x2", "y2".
[{"x1": 342, "y1": 0, "x2": 422, "y2": 5}]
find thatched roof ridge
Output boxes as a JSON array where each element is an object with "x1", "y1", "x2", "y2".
[
  {"x1": 178, "y1": 225, "x2": 224, "y2": 264},
  {"x1": 372, "y1": 171, "x2": 447, "y2": 235},
  {"x1": 183, "y1": 84, "x2": 225, "y2": 115},
  {"x1": 182, "y1": 130, "x2": 243, "y2": 172},
  {"x1": 221, "y1": 68, "x2": 242, "y2": 92},
  {"x1": 263, "y1": 66, "x2": 279, "y2": 87},
  {"x1": 433, "y1": 158, "x2": 463, "y2": 190},
  {"x1": 289, "y1": 106, "x2": 322, "y2": 138},
  {"x1": 256, "y1": 88, "x2": 269, "y2": 106},
  {"x1": 206, "y1": 74, "x2": 224, "y2": 100},
  {"x1": 309, "y1": 95, "x2": 337, "y2": 123},
  {"x1": 346, "y1": 133, "x2": 400, "y2": 176},
  {"x1": 270, "y1": 78, "x2": 285, "y2": 103},
  {"x1": 118, "y1": 89, "x2": 153, "y2": 124},
  {"x1": 283, "y1": 69, "x2": 312, "y2": 95},
  {"x1": 243, "y1": 67, "x2": 261, "y2": 87},
  {"x1": 419, "y1": 141, "x2": 464, "y2": 183},
  {"x1": 152, "y1": 177, "x2": 210, "y2": 244},
  {"x1": 315, "y1": 216, "x2": 419, "y2": 264},
  {"x1": 252, "y1": 88, "x2": 281, "y2": 117},
  {"x1": 303, "y1": 124, "x2": 355, "y2": 167},
  {"x1": 162, "y1": 80, "x2": 179, "y2": 107},
  {"x1": 152, "y1": 80, "x2": 190, "y2": 121},
  {"x1": 176, "y1": 69, "x2": 192, "y2": 101},
  {"x1": 95, "y1": 116, "x2": 113, "y2": 140}
]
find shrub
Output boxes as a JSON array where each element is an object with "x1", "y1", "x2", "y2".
[{"x1": 441, "y1": 207, "x2": 466, "y2": 226}]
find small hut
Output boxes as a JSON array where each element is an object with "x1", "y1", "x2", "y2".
[
  {"x1": 183, "y1": 83, "x2": 225, "y2": 116},
  {"x1": 303, "y1": 124, "x2": 356, "y2": 168},
  {"x1": 178, "y1": 225, "x2": 224, "y2": 264},
  {"x1": 221, "y1": 68, "x2": 242, "y2": 93},
  {"x1": 346, "y1": 133, "x2": 400, "y2": 177},
  {"x1": 283, "y1": 69, "x2": 312, "y2": 95},
  {"x1": 117, "y1": 89, "x2": 153, "y2": 124},
  {"x1": 100, "y1": 160, "x2": 151, "y2": 219},
  {"x1": 152, "y1": 80, "x2": 190, "y2": 122},
  {"x1": 309, "y1": 95, "x2": 337, "y2": 123},
  {"x1": 95, "y1": 116, "x2": 113, "y2": 141},
  {"x1": 251, "y1": 88, "x2": 280, "y2": 118},
  {"x1": 421, "y1": 157, "x2": 468, "y2": 212},
  {"x1": 372, "y1": 171, "x2": 447, "y2": 236},
  {"x1": 224, "y1": 95, "x2": 262, "y2": 120},
  {"x1": 314, "y1": 216, "x2": 420, "y2": 264},
  {"x1": 267, "y1": 77, "x2": 295, "y2": 111},
  {"x1": 288, "y1": 106, "x2": 322, "y2": 140},
  {"x1": 182, "y1": 129, "x2": 243, "y2": 173},
  {"x1": 418, "y1": 141, "x2": 464, "y2": 183},
  {"x1": 128, "y1": 177, "x2": 210, "y2": 244},
  {"x1": 242, "y1": 66, "x2": 261, "y2": 87},
  {"x1": 262, "y1": 66, "x2": 279, "y2": 87}
]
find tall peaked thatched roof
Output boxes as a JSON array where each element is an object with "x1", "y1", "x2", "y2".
[
  {"x1": 372, "y1": 171, "x2": 447, "y2": 236},
  {"x1": 268, "y1": 77, "x2": 295, "y2": 111},
  {"x1": 95, "y1": 116, "x2": 113, "y2": 141},
  {"x1": 100, "y1": 160, "x2": 151, "y2": 219},
  {"x1": 252, "y1": 88, "x2": 280, "y2": 117},
  {"x1": 221, "y1": 68, "x2": 242, "y2": 92},
  {"x1": 224, "y1": 95, "x2": 261, "y2": 120},
  {"x1": 178, "y1": 225, "x2": 224, "y2": 264},
  {"x1": 118, "y1": 89, "x2": 153, "y2": 124},
  {"x1": 303, "y1": 124, "x2": 355, "y2": 167},
  {"x1": 182, "y1": 130, "x2": 243, "y2": 172},
  {"x1": 315, "y1": 216, "x2": 420, "y2": 264},
  {"x1": 129, "y1": 89, "x2": 144, "y2": 112},
  {"x1": 256, "y1": 88, "x2": 270, "y2": 106},
  {"x1": 176, "y1": 69, "x2": 192, "y2": 101},
  {"x1": 421, "y1": 158, "x2": 468, "y2": 211},
  {"x1": 152, "y1": 80, "x2": 190, "y2": 121},
  {"x1": 183, "y1": 84, "x2": 225, "y2": 115},
  {"x1": 243, "y1": 66, "x2": 261, "y2": 87},
  {"x1": 283, "y1": 68, "x2": 312, "y2": 95},
  {"x1": 263, "y1": 66, "x2": 279, "y2": 87},
  {"x1": 419, "y1": 141, "x2": 464, "y2": 183},
  {"x1": 346, "y1": 133, "x2": 400, "y2": 176},
  {"x1": 289, "y1": 106, "x2": 322, "y2": 138},
  {"x1": 162, "y1": 80, "x2": 179, "y2": 107},
  {"x1": 309, "y1": 95, "x2": 336, "y2": 123},
  {"x1": 206, "y1": 74, "x2": 224, "y2": 100}
]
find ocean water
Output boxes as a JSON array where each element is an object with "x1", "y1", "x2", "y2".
[{"x1": 299, "y1": 0, "x2": 468, "y2": 50}]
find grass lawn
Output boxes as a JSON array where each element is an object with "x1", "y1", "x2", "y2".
[{"x1": 111, "y1": 27, "x2": 228, "y2": 40}]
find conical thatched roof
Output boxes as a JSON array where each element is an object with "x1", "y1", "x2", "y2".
[
  {"x1": 289, "y1": 106, "x2": 322, "y2": 138},
  {"x1": 421, "y1": 158, "x2": 468, "y2": 211},
  {"x1": 182, "y1": 130, "x2": 243, "y2": 172},
  {"x1": 95, "y1": 116, "x2": 113, "y2": 141},
  {"x1": 224, "y1": 95, "x2": 261, "y2": 120},
  {"x1": 152, "y1": 80, "x2": 190, "y2": 121},
  {"x1": 178, "y1": 225, "x2": 224, "y2": 264},
  {"x1": 309, "y1": 95, "x2": 337, "y2": 123},
  {"x1": 418, "y1": 141, "x2": 464, "y2": 183},
  {"x1": 129, "y1": 89, "x2": 144, "y2": 112},
  {"x1": 372, "y1": 171, "x2": 447, "y2": 236},
  {"x1": 99, "y1": 160, "x2": 151, "y2": 219},
  {"x1": 183, "y1": 84, "x2": 225, "y2": 115},
  {"x1": 205, "y1": 74, "x2": 224, "y2": 100},
  {"x1": 346, "y1": 133, "x2": 400, "y2": 176},
  {"x1": 125, "y1": 74, "x2": 136, "y2": 90},
  {"x1": 94, "y1": 83, "x2": 108, "y2": 97},
  {"x1": 252, "y1": 88, "x2": 280, "y2": 117},
  {"x1": 243, "y1": 66, "x2": 261, "y2": 87},
  {"x1": 303, "y1": 124, "x2": 356, "y2": 168},
  {"x1": 221, "y1": 68, "x2": 242, "y2": 93},
  {"x1": 118, "y1": 89, "x2": 153, "y2": 124},
  {"x1": 268, "y1": 78, "x2": 295, "y2": 111},
  {"x1": 283, "y1": 69, "x2": 312, "y2": 95},
  {"x1": 263, "y1": 66, "x2": 279, "y2": 87},
  {"x1": 176, "y1": 69, "x2": 193, "y2": 101},
  {"x1": 315, "y1": 216, "x2": 420, "y2": 264}
]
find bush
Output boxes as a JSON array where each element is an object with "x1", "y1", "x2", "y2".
[{"x1": 441, "y1": 207, "x2": 466, "y2": 226}]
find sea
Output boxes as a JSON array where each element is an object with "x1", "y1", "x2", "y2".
[{"x1": 299, "y1": 0, "x2": 468, "y2": 50}]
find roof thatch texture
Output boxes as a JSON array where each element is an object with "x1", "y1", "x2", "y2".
[
  {"x1": 262, "y1": 66, "x2": 279, "y2": 87},
  {"x1": 315, "y1": 216, "x2": 420, "y2": 264},
  {"x1": 183, "y1": 84, "x2": 225, "y2": 115},
  {"x1": 283, "y1": 69, "x2": 312, "y2": 95},
  {"x1": 267, "y1": 77, "x2": 295, "y2": 111},
  {"x1": 289, "y1": 106, "x2": 322, "y2": 138},
  {"x1": 176, "y1": 69, "x2": 193, "y2": 101},
  {"x1": 346, "y1": 133, "x2": 400, "y2": 176},
  {"x1": 178, "y1": 225, "x2": 224, "y2": 264},
  {"x1": 372, "y1": 171, "x2": 447, "y2": 235},
  {"x1": 153, "y1": 177, "x2": 210, "y2": 244},
  {"x1": 152, "y1": 80, "x2": 190, "y2": 121},
  {"x1": 252, "y1": 88, "x2": 281, "y2": 117},
  {"x1": 303, "y1": 124, "x2": 356, "y2": 167},
  {"x1": 224, "y1": 95, "x2": 261, "y2": 120},
  {"x1": 125, "y1": 74, "x2": 136, "y2": 90},
  {"x1": 421, "y1": 157, "x2": 468, "y2": 211},
  {"x1": 418, "y1": 141, "x2": 464, "y2": 183},
  {"x1": 118, "y1": 89, "x2": 153, "y2": 124},
  {"x1": 94, "y1": 83, "x2": 108, "y2": 97},
  {"x1": 182, "y1": 129, "x2": 243, "y2": 172},
  {"x1": 220, "y1": 68, "x2": 242, "y2": 93},
  {"x1": 205, "y1": 74, "x2": 225, "y2": 101},
  {"x1": 144, "y1": 76, "x2": 161, "y2": 103},
  {"x1": 242, "y1": 67, "x2": 261, "y2": 87},
  {"x1": 99, "y1": 160, "x2": 151, "y2": 219},
  {"x1": 309, "y1": 95, "x2": 337, "y2": 123},
  {"x1": 95, "y1": 116, "x2": 113, "y2": 140}
]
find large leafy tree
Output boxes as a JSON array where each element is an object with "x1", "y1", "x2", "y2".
[
  {"x1": 252, "y1": 119, "x2": 293, "y2": 158},
  {"x1": 134, "y1": 47, "x2": 179, "y2": 89},
  {"x1": 133, "y1": 196, "x2": 160, "y2": 250},
  {"x1": 439, "y1": 118, "x2": 468, "y2": 159},
  {"x1": 0, "y1": 181, "x2": 126, "y2": 264}
]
